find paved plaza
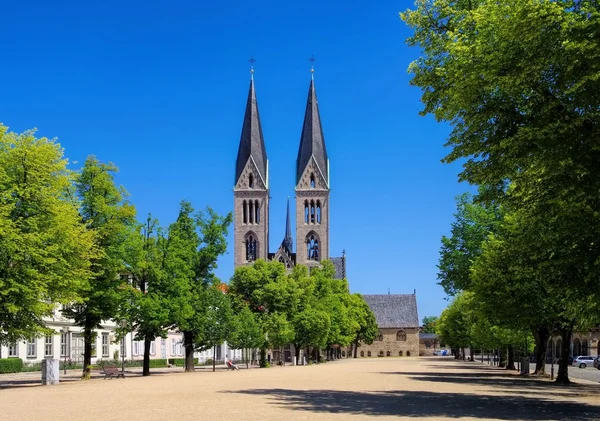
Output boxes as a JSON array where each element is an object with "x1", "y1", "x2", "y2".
[{"x1": 1, "y1": 357, "x2": 599, "y2": 420}]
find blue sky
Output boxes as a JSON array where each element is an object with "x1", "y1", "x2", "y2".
[{"x1": 1, "y1": 0, "x2": 470, "y2": 319}]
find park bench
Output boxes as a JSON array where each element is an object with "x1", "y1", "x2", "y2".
[{"x1": 102, "y1": 365, "x2": 124, "y2": 379}]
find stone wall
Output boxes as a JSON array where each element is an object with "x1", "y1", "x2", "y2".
[{"x1": 357, "y1": 328, "x2": 419, "y2": 358}]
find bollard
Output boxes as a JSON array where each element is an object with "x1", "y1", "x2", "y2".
[
  {"x1": 41, "y1": 359, "x2": 60, "y2": 385},
  {"x1": 293, "y1": 356, "x2": 297, "y2": 366}
]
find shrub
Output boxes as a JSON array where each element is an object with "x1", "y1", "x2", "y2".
[
  {"x1": 0, "y1": 358, "x2": 24, "y2": 373},
  {"x1": 148, "y1": 359, "x2": 168, "y2": 368},
  {"x1": 169, "y1": 358, "x2": 198, "y2": 367},
  {"x1": 21, "y1": 362, "x2": 43, "y2": 372}
]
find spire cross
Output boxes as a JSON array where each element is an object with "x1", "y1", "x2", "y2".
[
  {"x1": 309, "y1": 55, "x2": 316, "y2": 79},
  {"x1": 249, "y1": 56, "x2": 256, "y2": 79}
]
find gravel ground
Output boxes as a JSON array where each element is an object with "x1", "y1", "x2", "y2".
[{"x1": 1, "y1": 357, "x2": 599, "y2": 421}]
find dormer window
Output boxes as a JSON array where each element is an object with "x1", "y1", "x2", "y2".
[
  {"x1": 249, "y1": 174, "x2": 254, "y2": 189},
  {"x1": 310, "y1": 173, "x2": 315, "y2": 189}
]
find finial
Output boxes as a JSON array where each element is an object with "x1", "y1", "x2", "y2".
[
  {"x1": 249, "y1": 56, "x2": 256, "y2": 80},
  {"x1": 309, "y1": 55, "x2": 316, "y2": 79}
]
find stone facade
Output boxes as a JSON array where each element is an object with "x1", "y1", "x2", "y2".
[
  {"x1": 357, "y1": 328, "x2": 420, "y2": 358},
  {"x1": 419, "y1": 333, "x2": 442, "y2": 356}
]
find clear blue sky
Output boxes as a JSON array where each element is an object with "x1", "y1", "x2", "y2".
[{"x1": 1, "y1": 0, "x2": 470, "y2": 319}]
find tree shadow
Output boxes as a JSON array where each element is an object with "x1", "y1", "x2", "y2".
[{"x1": 224, "y1": 388, "x2": 599, "y2": 420}]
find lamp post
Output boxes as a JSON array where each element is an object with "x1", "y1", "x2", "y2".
[
  {"x1": 119, "y1": 320, "x2": 127, "y2": 375},
  {"x1": 62, "y1": 326, "x2": 69, "y2": 375}
]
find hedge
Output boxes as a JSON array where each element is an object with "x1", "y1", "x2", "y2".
[
  {"x1": 0, "y1": 358, "x2": 24, "y2": 374},
  {"x1": 169, "y1": 358, "x2": 198, "y2": 367},
  {"x1": 149, "y1": 359, "x2": 168, "y2": 368}
]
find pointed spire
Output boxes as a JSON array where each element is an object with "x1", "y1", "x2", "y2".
[
  {"x1": 282, "y1": 197, "x2": 293, "y2": 253},
  {"x1": 235, "y1": 78, "x2": 268, "y2": 187},
  {"x1": 296, "y1": 79, "x2": 329, "y2": 187}
]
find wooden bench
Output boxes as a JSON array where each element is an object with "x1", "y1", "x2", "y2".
[{"x1": 102, "y1": 365, "x2": 124, "y2": 379}]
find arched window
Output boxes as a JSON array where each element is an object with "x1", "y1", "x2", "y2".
[
  {"x1": 378, "y1": 350, "x2": 384, "y2": 357},
  {"x1": 310, "y1": 201, "x2": 315, "y2": 224},
  {"x1": 310, "y1": 173, "x2": 315, "y2": 188},
  {"x1": 249, "y1": 200, "x2": 254, "y2": 224},
  {"x1": 246, "y1": 235, "x2": 257, "y2": 262},
  {"x1": 406, "y1": 351, "x2": 411, "y2": 357},
  {"x1": 254, "y1": 200, "x2": 260, "y2": 224},
  {"x1": 425, "y1": 341, "x2": 431, "y2": 349},
  {"x1": 316, "y1": 200, "x2": 321, "y2": 224},
  {"x1": 396, "y1": 331, "x2": 407, "y2": 341},
  {"x1": 386, "y1": 351, "x2": 391, "y2": 357},
  {"x1": 367, "y1": 351, "x2": 371, "y2": 357},
  {"x1": 399, "y1": 351, "x2": 403, "y2": 357},
  {"x1": 360, "y1": 351, "x2": 364, "y2": 357},
  {"x1": 304, "y1": 201, "x2": 309, "y2": 223},
  {"x1": 307, "y1": 235, "x2": 319, "y2": 261},
  {"x1": 242, "y1": 200, "x2": 247, "y2": 224},
  {"x1": 248, "y1": 174, "x2": 254, "y2": 188},
  {"x1": 376, "y1": 331, "x2": 383, "y2": 341}
]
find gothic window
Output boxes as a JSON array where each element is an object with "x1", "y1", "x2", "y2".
[
  {"x1": 360, "y1": 351, "x2": 364, "y2": 357},
  {"x1": 307, "y1": 234, "x2": 319, "y2": 261},
  {"x1": 249, "y1": 200, "x2": 254, "y2": 224},
  {"x1": 425, "y1": 341, "x2": 431, "y2": 349},
  {"x1": 378, "y1": 350, "x2": 384, "y2": 357},
  {"x1": 310, "y1": 201, "x2": 315, "y2": 224},
  {"x1": 248, "y1": 174, "x2": 254, "y2": 188},
  {"x1": 310, "y1": 173, "x2": 315, "y2": 188},
  {"x1": 399, "y1": 351, "x2": 403, "y2": 357},
  {"x1": 386, "y1": 351, "x2": 391, "y2": 357},
  {"x1": 243, "y1": 200, "x2": 247, "y2": 224},
  {"x1": 304, "y1": 200, "x2": 309, "y2": 223},
  {"x1": 396, "y1": 331, "x2": 407, "y2": 341},
  {"x1": 254, "y1": 200, "x2": 260, "y2": 224},
  {"x1": 279, "y1": 256, "x2": 285, "y2": 263},
  {"x1": 406, "y1": 351, "x2": 411, "y2": 357},
  {"x1": 376, "y1": 331, "x2": 383, "y2": 341},
  {"x1": 246, "y1": 235, "x2": 257, "y2": 262},
  {"x1": 316, "y1": 200, "x2": 321, "y2": 224},
  {"x1": 367, "y1": 351, "x2": 371, "y2": 357}
]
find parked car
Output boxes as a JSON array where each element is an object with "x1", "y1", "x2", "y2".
[
  {"x1": 593, "y1": 356, "x2": 600, "y2": 370},
  {"x1": 572, "y1": 356, "x2": 595, "y2": 368}
]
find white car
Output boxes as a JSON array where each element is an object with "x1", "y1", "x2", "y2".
[{"x1": 572, "y1": 356, "x2": 595, "y2": 368}]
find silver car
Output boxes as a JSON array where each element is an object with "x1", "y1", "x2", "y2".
[{"x1": 572, "y1": 356, "x2": 595, "y2": 368}]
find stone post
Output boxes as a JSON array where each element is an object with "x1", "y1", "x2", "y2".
[
  {"x1": 41, "y1": 359, "x2": 60, "y2": 385},
  {"x1": 293, "y1": 356, "x2": 297, "y2": 366}
]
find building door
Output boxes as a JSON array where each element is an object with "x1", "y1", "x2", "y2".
[{"x1": 71, "y1": 334, "x2": 85, "y2": 362}]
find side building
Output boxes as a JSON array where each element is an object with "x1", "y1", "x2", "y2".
[{"x1": 358, "y1": 294, "x2": 419, "y2": 358}]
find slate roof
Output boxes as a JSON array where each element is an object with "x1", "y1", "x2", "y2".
[
  {"x1": 296, "y1": 79, "x2": 328, "y2": 186},
  {"x1": 235, "y1": 79, "x2": 268, "y2": 186},
  {"x1": 362, "y1": 294, "x2": 419, "y2": 328},
  {"x1": 330, "y1": 256, "x2": 346, "y2": 280},
  {"x1": 419, "y1": 333, "x2": 438, "y2": 340}
]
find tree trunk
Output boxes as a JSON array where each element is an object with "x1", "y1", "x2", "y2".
[
  {"x1": 499, "y1": 348, "x2": 506, "y2": 368},
  {"x1": 246, "y1": 348, "x2": 249, "y2": 369},
  {"x1": 82, "y1": 317, "x2": 94, "y2": 379},
  {"x1": 353, "y1": 337, "x2": 359, "y2": 358},
  {"x1": 469, "y1": 347, "x2": 474, "y2": 361},
  {"x1": 531, "y1": 326, "x2": 549, "y2": 375},
  {"x1": 260, "y1": 347, "x2": 267, "y2": 367},
  {"x1": 556, "y1": 328, "x2": 572, "y2": 384},
  {"x1": 183, "y1": 331, "x2": 194, "y2": 372},
  {"x1": 506, "y1": 344, "x2": 516, "y2": 370},
  {"x1": 143, "y1": 337, "x2": 151, "y2": 376},
  {"x1": 294, "y1": 343, "x2": 301, "y2": 363}
]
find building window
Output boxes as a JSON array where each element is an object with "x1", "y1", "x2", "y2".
[
  {"x1": 102, "y1": 333, "x2": 109, "y2": 357},
  {"x1": 249, "y1": 200, "x2": 254, "y2": 224},
  {"x1": 120, "y1": 338, "x2": 127, "y2": 358},
  {"x1": 360, "y1": 351, "x2": 364, "y2": 357},
  {"x1": 246, "y1": 235, "x2": 257, "y2": 262},
  {"x1": 367, "y1": 351, "x2": 371, "y2": 357},
  {"x1": 407, "y1": 351, "x2": 411, "y2": 357},
  {"x1": 310, "y1": 173, "x2": 315, "y2": 188},
  {"x1": 399, "y1": 351, "x2": 403, "y2": 357},
  {"x1": 44, "y1": 336, "x2": 53, "y2": 357},
  {"x1": 171, "y1": 339, "x2": 177, "y2": 355},
  {"x1": 8, "y1": 343, "x2": 18, "y2": 357},
  {"x1": 306, "y1": 234, "x2": 319, "y2": 261},
  {"x1": 150, "y1": 341, "x2": 156, "y2": 355},
  {"x1": 378, "y1": 350, "x2": 384, "y2": 357},
  {"x1": 242, "y1": 200, "x2": 247, "y2": 224},
  {"x1": 425, "y1": 340, "x2": 431, "y2": 349},
  {"x1": 386, "y1": 351, "x2": 391, "y2": 357},
  {"x1": 316, "y1": 200, "x2": 321, "y2": 224},
  {"x1": 310, "y1": 201, "x2": 315, "y2": 224},
  {"x1": 60, "y1": 333, "x2": 67, "y2": 357},
  {"x1": 27, "y1": 338, "x2": 36, "y2": 358},
  {"x1": 376, "y1": 331, "x2": 383, "y2": 341},
  {"x1": 248, "y1": 174, "x2": 254, "y2": 189},
  {"x1": 254, "y1": 200, "x2": 260, "y2": 224},
  {"x1": 304, "y1": 201, "x2": 309, "y2": 223},
  {"x1": 396, "y1": 331, "x2": 407, "y2": 341},
  {"x1": 133, "y1": 340, "x2": 139, "y2": 356}
]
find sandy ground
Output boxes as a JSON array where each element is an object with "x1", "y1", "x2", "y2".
[{"x1": 1, "y1": 357, "x2": 599, "y2": 421}]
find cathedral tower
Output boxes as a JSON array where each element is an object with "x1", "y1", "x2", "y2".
[
  {"x1": 234, "y1": 78, "x2": 269, "y2": 267},
  {"x1": 295, "y1": 78, "x2": 330, "y2": 265}
]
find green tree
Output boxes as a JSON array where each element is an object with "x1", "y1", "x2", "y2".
[
  {"x1": 293, "y1": 307, "x2": 331, "y2": 363},
  {"x1": 349, "y1": 294, "x2": 378, "y2": 358},
  {"x1": 421, "y1": 316, "x2": 439, "y2": 334},
  {"x1": 0, "y1": 126, "x2": 95, "y2": 344},
  {"x1": 264, "y1": 312, "x2": 295, "y2": 366},
  {"x1": 228, "y1": 305, "x2": 263, "y2": 369},
  {"x1": 436, "y1": 293, "x2": 474, "y2": 360},
  {"x1": 63, "y1": 156, "x2": 136, "y2": 379},
  {"x1": 196, "y1": 285, "x2": 234, "y2": 372}
]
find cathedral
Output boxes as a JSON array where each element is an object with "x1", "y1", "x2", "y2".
[{"x1": 233, "y1": 74, "x2": 346, "y2": 279}]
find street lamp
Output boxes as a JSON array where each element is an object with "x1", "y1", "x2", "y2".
[
  {"x1": 119, "y1": 320, "x2": 127, "y2": 375},
  {"x1": 61, "y1": 326, "x2": 69, "y2": 375}
]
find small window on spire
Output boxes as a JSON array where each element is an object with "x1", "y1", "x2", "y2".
[
  {"x1": 248, "y1": 174, "x2": 254, "y2": 189},
  {"x1": 310, "y1": 173, "x2": 315, "y2": 189}
]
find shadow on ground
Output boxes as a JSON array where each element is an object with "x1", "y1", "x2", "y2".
[{"x1": 224, "y1": 388, "x2": 598, "y2": 420}]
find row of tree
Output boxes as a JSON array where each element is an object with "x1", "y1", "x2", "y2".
[
  {"x1": 0, "y1": 125, "x2": 378, "y2": 378},
  {"x1": 402, "y1": 0, "x2": 600, "y2": 384}
]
